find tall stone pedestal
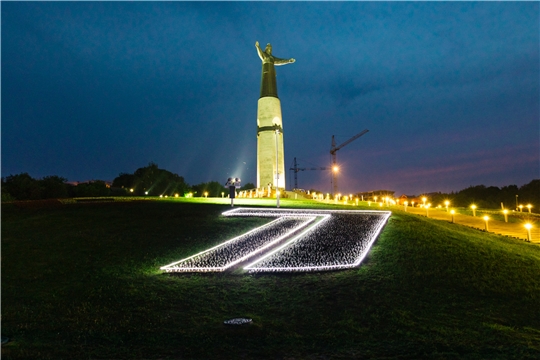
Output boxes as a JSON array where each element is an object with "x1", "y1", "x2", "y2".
[{"x1": 257, "y1": 96, "x2": 285, "y2": 190}]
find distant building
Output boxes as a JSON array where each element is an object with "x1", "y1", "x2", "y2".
[{"x1": 356, "y1": 190, "x2": 395, "y2": 201}]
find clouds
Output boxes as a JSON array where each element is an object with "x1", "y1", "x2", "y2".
[{"x1": 2, "y1": 2, "x2": 538, "y2": 194}]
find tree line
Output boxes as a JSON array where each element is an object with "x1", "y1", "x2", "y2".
[
  {"x1": 428, "y1": 180, "x2": 539, "y2": 210},
  {"x1": 1, "y1": 163, "x2": 256, "y2": 202}
]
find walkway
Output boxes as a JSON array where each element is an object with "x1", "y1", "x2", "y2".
[{"x1": 399, "y1": 205, "x2": 539, "y2": 244}]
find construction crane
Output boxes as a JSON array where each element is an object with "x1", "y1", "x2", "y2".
[
  {"x1": 289, "y1": 157, "x2": 330, "y2": 190},
  {"x1": 330, "y1": 129, "x2": 369, "y2": 196}
]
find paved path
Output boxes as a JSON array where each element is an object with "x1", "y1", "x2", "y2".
[{"x1": 397, "y1": 205, "x2": 539, "y2": 244}]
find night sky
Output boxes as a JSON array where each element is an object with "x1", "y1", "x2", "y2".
[{"x1": 2, "y1": 2, "x2": 538, "y2": 196}]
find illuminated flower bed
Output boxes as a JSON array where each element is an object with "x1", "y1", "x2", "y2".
[
  {"x1": 160, "y1": 216, "x2": 315, "y2": 272},
  {"x1": 245, "y1": 213, "x2": 389, "y2": 272},
  {"x1": 161, "y1": 208, "x2": 390, "y2": 273}
]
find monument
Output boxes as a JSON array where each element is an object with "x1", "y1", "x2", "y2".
[{"x1": 255, "y1": 41, "x2": 295, "y2": 193}]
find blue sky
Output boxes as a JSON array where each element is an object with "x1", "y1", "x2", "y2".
[{"x1": 2, "y1": 1, "x2": 538, "y2": 195}]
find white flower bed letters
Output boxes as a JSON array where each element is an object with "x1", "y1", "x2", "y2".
[{"x1": 160, "y1": 208, "x2": 390, "y2": 273}]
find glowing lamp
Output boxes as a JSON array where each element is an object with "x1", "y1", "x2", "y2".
[{"x1": 524, "y1": 223, "x2": 533, "y2": 242}]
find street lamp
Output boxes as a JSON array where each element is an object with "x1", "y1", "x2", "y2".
[
  {"x1": 527, "y1": 204, "x2": 532, "y2": 213},
  {"x1": 515, "y1": 194, "x2": 519, "y2": 210},
  {"x1": 524, "y1": 223, "x2": 532, "y2": 242},
  {"x1": 519, "y1": 205, "x2": 523, "y2": 212},
  {"x1": 483, "y1": 216, "x2": 489, "y2": 231},
  {"x1": 404, "y1": 201, "x2": 408, "y2": 212},
  {"x1": 450, "y1": 210, "x2": 455, "y2": 223},
  {"x1": 204, "y1": 191, "x2": 208, "y2": 198},
  {"x1": 445, "y1": 200, "x2": 450, "y2": 212},
  {"x1": 503, "y1": 209, "x2": 508, "y2": 223},
  {"x1": 471, "y1": 204, "x2": 477, "y2": 217},
  {"x1": 422, "y1": 197, "x2": 427, "y2": 207},
  {"x1": 425, "y1": 203, "x2": 430, "y2": 217}
]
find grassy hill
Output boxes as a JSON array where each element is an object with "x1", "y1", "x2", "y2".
[{"x1": 2, "y1": 199, "x2": 539, "y2": 359}]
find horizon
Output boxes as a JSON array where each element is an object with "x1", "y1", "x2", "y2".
[{"x1": 2, "y1": 2, "x2": 538, "y2": 196}]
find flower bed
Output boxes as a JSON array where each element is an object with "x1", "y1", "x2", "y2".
[
  {"x1": 160, "y1": 216, "x2": 315, "y2": 272},
  {"x1": 161, "y1": 208, "x2": 391, "y2": 273},
  {"x1": 245, "y1": 213, "x2": 389, "y2": 272}
]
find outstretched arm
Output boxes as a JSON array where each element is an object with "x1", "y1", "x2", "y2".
[
  {"x1": 274, "y1": 57, "x2": 295, "y2": 66},
  {"x1": 255, "y1": 41, "x2": 265, "y2": 61}
]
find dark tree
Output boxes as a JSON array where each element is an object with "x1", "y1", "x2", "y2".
[
  {"x1": 112, "y1": 173, "x2": 136, "y2": 189},
  {"x1": 2, "y1": 173, "x2": 41, "y2": 200},
  {"x1": 75, "y1": 181, "x2": 111, "y2": 197},
  {"x1": 118, "y1": 162, "x2": 190, "y2": 196},
  {"x1": 192, "y1": 181, "x2": 227, "y2": 197},
  {"x1": 39, "y1": 175, "x2": 69, "y2": 199}
]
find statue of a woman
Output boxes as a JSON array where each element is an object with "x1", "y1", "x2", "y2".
[{"x1": 255, "y1": 41, "x2": 295, "y2": 98}]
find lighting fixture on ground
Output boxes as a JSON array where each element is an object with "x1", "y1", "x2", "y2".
[
  {"x1": 503, "y1": 209, "x2": 508, "y2": 223},
  {"x1": 483, "y1": 216, "x2": 489, "y2": 231},
  {"x1": 524, "y1": 223, "x2": 532, "y2": 242},
  {"x1": 450, "y1": 210, "x2": 455, "y2": 223},
  {"x1": 471, "y1": 204, "x2": 477, "y2": 217}
]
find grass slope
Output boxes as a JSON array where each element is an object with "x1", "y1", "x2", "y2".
[{"x1": 2, "y1": 200, "x2": 540, "y2": 359}]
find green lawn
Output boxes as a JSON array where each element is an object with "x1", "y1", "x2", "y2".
[{"x1": 2, "y1": 199, "x2": 540, "y2": 359}]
